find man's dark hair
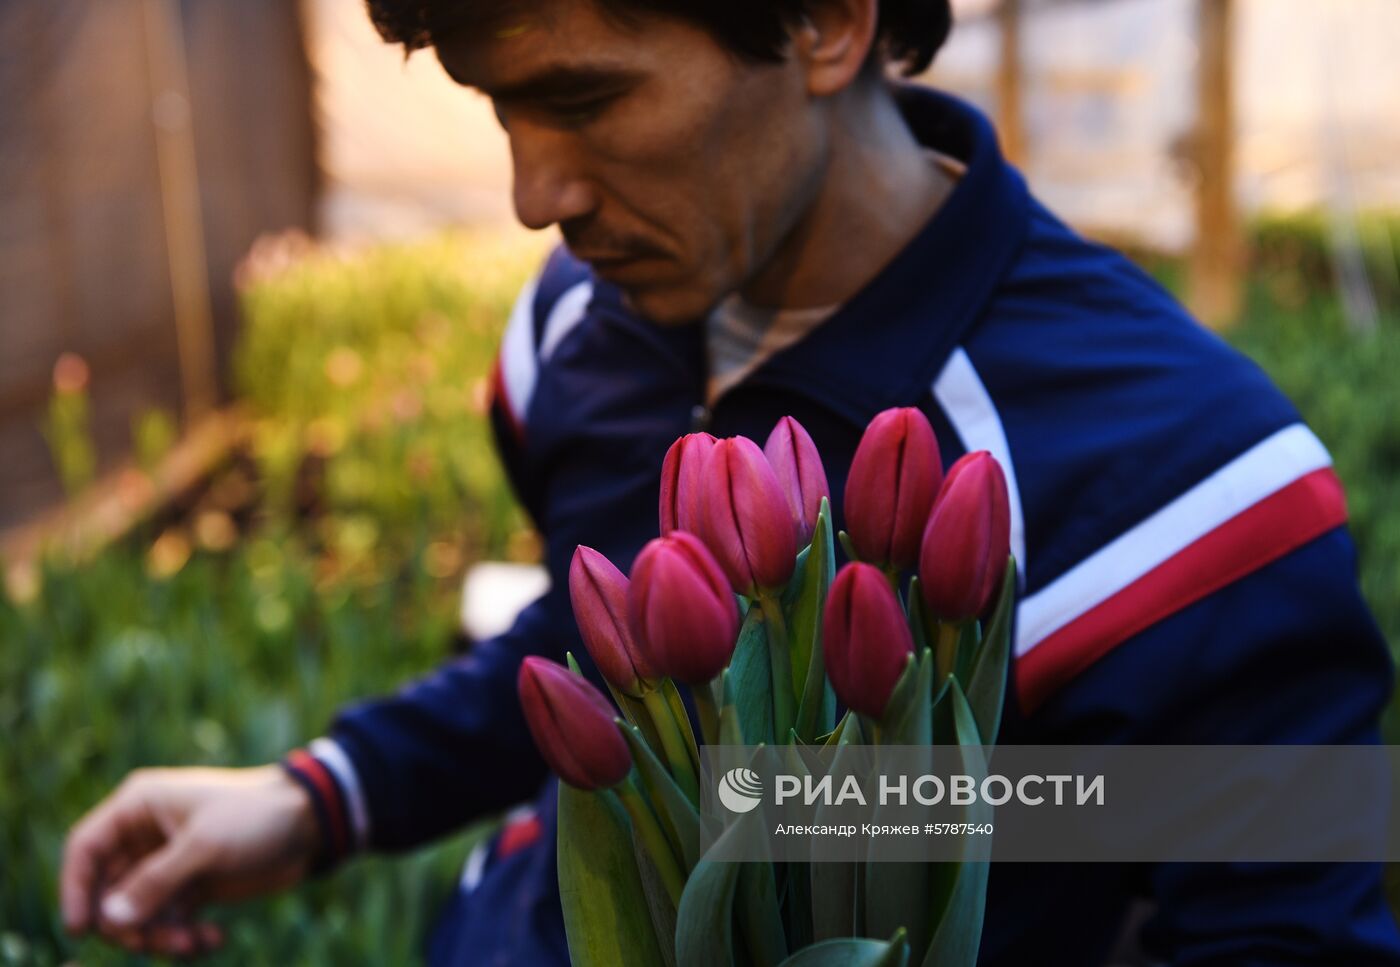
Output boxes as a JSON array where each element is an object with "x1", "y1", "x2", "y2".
[{"x1": 367, "y1": 0, "x2": 953, "y2": 77}]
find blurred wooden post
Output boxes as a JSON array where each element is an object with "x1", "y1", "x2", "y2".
[
  {"x1": 142, "y1": 0, "x2": 219, "y2": 425},
  {"x1": 1188, "y1": 0, "x2": 1243, "y2": 328},
  {"x1": 997, "y1": 0, "x2": 1027, "y2": 168}
]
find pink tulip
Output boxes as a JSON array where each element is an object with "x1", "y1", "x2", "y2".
[
  {"x1": 518, "y1": 657, "x2": 632, "y2": 790},
  {"x1": 700, "y1": 436, "x2": 798, "y2": 594},
  {"x1": 844, "y1": 407, "x2": 943, "y2": 570},
  {"x1": 659, "y1": 432, "x2": 717, "y2": 535},
  {"x1": 764, "y1": 416, "x2": 831, "y2": 547},
  {"x1": 823, "y1": 563, "x2": 916, "y2": 719},
  {"x1": 569, "y1": 546, "x2": 655, "y2": 696},
  {"x1": 918, "y1": 451, "x2": 1010, "y2": 621},
  {"x1": 628, "y1": 532, "x2": 740, "y2": 684}
]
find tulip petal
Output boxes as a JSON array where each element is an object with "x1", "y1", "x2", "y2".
[
  {"x1": 660, "y1": 433, "x2": 717, "y2": 536},
  {"x1": 889, "y1": 412, "x2": 942, "y2": 567},
  {"x1": 764, "y1": 416, "x2": 831, "y2": 547},
  {"x1": 518, "y1": 657, "x2": 632, "y2": 790},
  {"x1": 628, "y1": 534, "x2": 739, "y2": 685},
  {"x1": 822, "y1": 563, "x2": 915, "y2": 719},
  {"x1": 918, "y1": 451, "x2": 1010, "y2": 622},
  {"x1": 570, "y1": 546, "x2": 655, "y2": 693},
  {"x1": 845, "y1": 408, "x2": 942, "y2": 570},
  {"x1": 702, "y1": 437, "x2": 797, "y2": 593}
]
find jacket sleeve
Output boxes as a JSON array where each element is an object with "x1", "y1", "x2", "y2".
[
  {"x1": 1035, "y1": 526, "x2": 1400, "y2": 964},
  {"x1": 1143, "y1": 527, "x2": 1399, "y2": 965}
]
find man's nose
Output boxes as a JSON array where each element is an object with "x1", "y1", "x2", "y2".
[{"x1": 508, "y1": 126, "x2": 597, "y2": 232}]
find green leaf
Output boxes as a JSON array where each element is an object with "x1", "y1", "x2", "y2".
[
  {"x1": 876, "y1": 650, "x2": 921, "y2": 737},
  {"x1": 965, "y1": 556, "x2": 1016, "y2": 745},
  {"x1": 810, "y1": 860, "x2": 860, "y2": 942},
  {"x1": 837, "y1": 529, "x2": 859, "y2": 565},
  {"x1": 675, "y1": 852, "x2": 743, "y2": 967},
  {"x1": 573, "y1": 651, "x2": 669, "y2": 765},
  {"x1": 783, "y1": 544, "x2": 815, "y2": 686},
  {"x1": 821, "y1": 710, "x2": 863, "y2": 749},
  {"x1": 631, "y1": 822, "x2": 680, "y2": 967},
  {"x1": 610, "y1": 686, "x2": 668, "y2": 766},
  {"x1": 776, "y1": 930, "x2": 910, "y2": 967},
  {"x1": 810, "y1": 715, "x2": 868, "y2": 940},
  {"x1": 558, "y1": 783, "x2": 668, "y2": 967},
  {"x1": 866, "y1": 650, "x2": 933, "y2": 954},
  {"x1": 928, "y1": 675, "x2": 953, "y2": 743},
  {"x1": 762, "y1": 747, "x2": 816, "y2": 952},
  {"x1": 737, "y1": 861, "x2": 789, "y2": 966},
  {"x1": 907, "y1": 576, "x2": 929, "y2": 651},
  {"x1": 865, "y1": 862, "x2": 929, "y2": 960},
  {"x1": 883, "y1": 648, "x2": 933, "y2": 746},
  {"x1": 921, "y1": 681, "x2": 991, "y2": 967},
  {"x1": 726, "y1": 603, "x2": 774, "y2": 745},
  {"x1": 620, "y1": 720, "x2": 701, "y2": 871},
  {"x1": 791, "y1": 498, "x2": 837, "y2": 743},
  {"x1": 661, "y1": 677, "x2": 702, "y2": 777},
  {"x1": 718, "y1": 670, "x2": 747, "y2": 746},
  {"x1": 953, "y1": 621, "x2": 980, "y2": 684}
]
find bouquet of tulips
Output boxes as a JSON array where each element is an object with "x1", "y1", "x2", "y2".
[{"x1": 517, "y1": 407, "x2": 1015, "y2": 967}]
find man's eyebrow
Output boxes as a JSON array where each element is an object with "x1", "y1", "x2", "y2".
[{"x1": 478, "y1": 65, "x2": 642, "y2": 102}]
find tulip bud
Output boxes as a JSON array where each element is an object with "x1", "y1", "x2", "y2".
[
  {"x1": 700, "y1": 436, "x2": 798, "y2": 594},
  {"x1": 763, "y1": 416, "x2": 831, "y2": 547},
  {"x1": 518, "y1": 657, "x2": 632, "y2": 790},
  {"x1": 918, "y1": 451, "x2": 1010, "y2": 622},
  {"x1": 823, "y1": 563, "x2": 915, "y2": 719},
  {"x1": 659, "y1": 432, "x2": 718, "y2": 535},
  {"x1": 569, "y1": 546, "x2": 655, "y2": 697},
  {"x1": 629, "y1": 532, "x2": 740, "y2": 684},
  {"x1": 844, "y1": 407, "x2": 942, "y2": 571}
]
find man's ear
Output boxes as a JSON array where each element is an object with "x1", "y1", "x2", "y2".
[{"x1": 790, "y1": 0, "x2": 881, "y2": 97}]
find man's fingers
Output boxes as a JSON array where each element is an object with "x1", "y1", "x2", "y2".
[
  {"x1": 94, "y1": 889, "x2": 223, "y2": 959},
  {"x1": 100, "y1": 830, "x2": 208, "y2": 929},
  {"x1": 61, "y1": 781, "x2": 156, "y2": 933},
  {"x1": 60, "y1": 829, "x2": 99, "y2": 933}
]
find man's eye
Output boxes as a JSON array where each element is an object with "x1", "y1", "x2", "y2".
[
  {"x1": 491, "y1": 92, "x2": 621, "y2": 131},
  {"x1": 542, "y1": 95, "x2": 615, "y2": 124}
]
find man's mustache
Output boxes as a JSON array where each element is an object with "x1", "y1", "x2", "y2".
[{"x1": 561, "y1": 220, "x2": 665, "y2": 261}]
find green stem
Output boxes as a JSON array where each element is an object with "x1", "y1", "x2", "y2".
[
  {"x1": 642, "y1": 687, "x2": 700, "y2": 805},
  {"x1": 935, "y1": 621, "x2": 960, "y2": 681},
  {"x1": 694, "y1": 679, "x2": 720, "y2": 747},
  {"x1": 758, "y1": 592, "x2": 795, "y2": 743},
  {"x1": 616, "y1": 779, "x2": 687, "y2": 907},
  {"x1": 881, "y1": 563, "x2": 903, "y2": 596}
]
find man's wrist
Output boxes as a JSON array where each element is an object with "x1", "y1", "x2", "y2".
[{"x1": 262, "y1": 764, "x2": 322, "y2": 868}]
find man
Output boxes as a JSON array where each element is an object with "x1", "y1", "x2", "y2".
[{"x1": 61, "y1": 0, "x2": 1400, "y2": 963}]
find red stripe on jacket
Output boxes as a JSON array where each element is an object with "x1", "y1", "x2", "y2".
[
  {"x1": 287, "y1": 749, "x2": 350, "y2": 859},
  {"x1": 1016, "y1": 467, "x2": 1348, "y2": 713}
]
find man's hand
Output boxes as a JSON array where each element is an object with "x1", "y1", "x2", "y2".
[{"x1": 60, "y1": 765, "x2": 320, "y2": 958}]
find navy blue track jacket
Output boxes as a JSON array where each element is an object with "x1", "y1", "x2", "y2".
[{"x1": 284, "y1": 88, "x2": 1400, "y2": 965}]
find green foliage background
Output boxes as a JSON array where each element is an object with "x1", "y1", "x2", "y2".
[
  {"x1": 2, "y1": 216, "x2": 1398, "y2": 963},
  {"x1": 1, "y1": 230, "x2": 546, "y2": 965}
]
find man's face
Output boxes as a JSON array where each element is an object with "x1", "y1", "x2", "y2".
[{"x1": 435, "y1": 1, "x2": 826, "y2": 324}]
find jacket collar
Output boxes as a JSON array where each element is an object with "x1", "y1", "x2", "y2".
[{"x1": 715, "y1": 86, "x2": 1032, "y2": 427}]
